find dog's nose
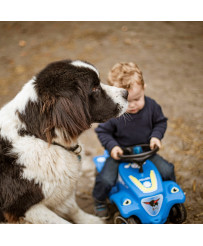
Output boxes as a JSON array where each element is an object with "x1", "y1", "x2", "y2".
[{"x1": 122, "y1": 90, "x2": 128, "y2": 100}]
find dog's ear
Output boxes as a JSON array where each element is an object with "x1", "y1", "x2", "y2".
[{"x1": 41, "y1": 94, "x2": 91, "y2": 144}]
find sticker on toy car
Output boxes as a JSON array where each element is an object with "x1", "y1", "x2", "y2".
[{"x1": 141, "y1": 194, "x2": 163, "y2": 216}]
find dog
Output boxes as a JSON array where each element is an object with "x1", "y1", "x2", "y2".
[{"x1": 0, "y1": 60, "x2": 128, "y2": 224}]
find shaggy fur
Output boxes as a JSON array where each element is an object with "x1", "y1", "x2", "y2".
[{"x1": 0, "y1": 60, "x2": 128, "y2": 224}]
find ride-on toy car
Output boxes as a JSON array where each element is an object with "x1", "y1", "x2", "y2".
[{"x1": 93, "y1": 144, "x2": 187, "y2": 224}]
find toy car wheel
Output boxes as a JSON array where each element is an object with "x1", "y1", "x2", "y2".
[
  {"x1": 113, "y1": 212, "x2": 128, "y2": 224},
  {"x1": 114, "y1": 212, "x2": 141, "y2": 224},
  {"x1": 127, "y1": 216, "x2": 141, "y2": 224},
  {"x1": 169, "y1": 203, "x2": 187, "y2": 224}
]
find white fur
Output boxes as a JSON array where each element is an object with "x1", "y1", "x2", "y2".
[
  {"x1": 101, "y1": 83, "x2": 128, "y2": 116},
  {"x1": 71, "y1": 60, "x2": 99, "y2": 77},
  {"x1": 0, "y1": 78, "x2": 37, "y2": 141},
  {"x1": 24, "y1": 203, "x2": 70, "y2": 224}
]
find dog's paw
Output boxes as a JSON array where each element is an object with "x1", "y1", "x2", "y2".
[
  {"x1": 78, "y1": 213, "x2": 104, "y2": 224},
  {"x1": 87, "y1": 214, "x2": 104, "y2": 224}
]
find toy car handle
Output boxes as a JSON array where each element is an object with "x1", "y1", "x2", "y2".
[{"x1": 119, "y1": 144, "x2": 159, "y2": 163}]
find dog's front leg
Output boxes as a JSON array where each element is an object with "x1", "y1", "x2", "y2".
[
  {"x1": 24, "y1": 203, "x2": 70, "y2": 224},
  {"x1": 69, "y1": 203, "x2": 104, "y2": 224},
  {"x1": 54, "y1": 196, "x2": 104, "y2": 224}
]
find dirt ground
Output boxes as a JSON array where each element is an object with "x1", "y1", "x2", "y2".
[{"x1": 0, "y1": 21, "x2": 202, "y2": 224}]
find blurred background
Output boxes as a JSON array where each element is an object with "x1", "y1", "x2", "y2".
[{"x1": 0, "y1": 21, "x2": 202, "y2": 223}]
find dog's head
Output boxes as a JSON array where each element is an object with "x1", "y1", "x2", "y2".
[{"x1": 17, "y1": 60, "x2": 128, "y2": 144}]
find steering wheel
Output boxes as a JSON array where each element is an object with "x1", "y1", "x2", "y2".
[{"x1": 119, "y1": 144, "x2": 159, "y2": 165}]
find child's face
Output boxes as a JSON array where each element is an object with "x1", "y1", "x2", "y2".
[{"x1": 126, "y1": 83, "x2": 145, "y2": 114}]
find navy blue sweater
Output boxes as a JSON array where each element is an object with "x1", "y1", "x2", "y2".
[{"x1": 95, "y1": 96, "x2": 168, "y2": 153}]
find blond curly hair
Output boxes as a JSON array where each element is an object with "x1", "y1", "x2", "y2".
[{"x1": 107, "y1": 62, "x2": 144, "y2": 89}]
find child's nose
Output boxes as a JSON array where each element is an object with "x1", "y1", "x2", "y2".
[{"x1": 129, "y1": 101, "x2": 135, "y2": 106}]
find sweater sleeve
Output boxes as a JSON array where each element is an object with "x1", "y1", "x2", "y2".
[
  {"x1": 95, "y1": 119, "x2": 120, "y2": 153},
  {"x1": 150, "y1": 101, "x2": 168, "y2": 140}
]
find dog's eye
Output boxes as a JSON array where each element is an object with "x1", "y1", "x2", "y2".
[{"x1": 92, "y1": 87, "x2": 100, "y2": 93}]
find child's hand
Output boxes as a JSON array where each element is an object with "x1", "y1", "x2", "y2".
[
  {"x1": 111, "y1": 146, "x2": 123, "y2": 160},
  {"x1": 150, "y1": 137, "x2": 161, "y2": 150}
]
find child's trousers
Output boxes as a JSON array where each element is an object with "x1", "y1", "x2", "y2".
[{"x1": 92, "y1": 154, "x2": 176, "y2": 202}]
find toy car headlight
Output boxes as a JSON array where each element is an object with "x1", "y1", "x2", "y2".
[
  {"x1": 123, "y1": 199, "x2": 132, "y2": 206},
  {"x1": 171, "y1": 187, "x2": 179, "y2": 193}
]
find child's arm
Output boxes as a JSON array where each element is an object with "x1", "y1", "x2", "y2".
[
  {"x1": 95, "y1": 119, "x2": 121, "y2": 156},
  {"x1": 150, "y1": 102, "x2": 168, "y2": 148}
]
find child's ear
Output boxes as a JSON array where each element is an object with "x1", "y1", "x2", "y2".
[{"x1": 144, "y1": 84, "x2": 147, "y2": 89}]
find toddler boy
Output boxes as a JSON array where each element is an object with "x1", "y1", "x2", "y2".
[{"x1": 93, "y1": 62, "x2": 176, "y2": 218}]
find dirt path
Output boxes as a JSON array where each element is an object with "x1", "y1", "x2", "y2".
[{"x1": 0, "y1": 21, "x2": 202, "y2": 223}]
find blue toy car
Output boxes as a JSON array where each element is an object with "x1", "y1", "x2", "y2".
[{"x1": 93, "y1": 144, "x2": 187, "y2": 224}]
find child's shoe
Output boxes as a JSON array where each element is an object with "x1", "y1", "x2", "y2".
[{"x1": 94, "y1": 200, "x2": 110, "y2": 219}]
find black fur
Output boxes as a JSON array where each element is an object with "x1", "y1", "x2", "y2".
[
  {"x1": 34, "y1": 60, "x2": 120, "y2": 124},
  {"x1": 0, "y1": 134, "x2": 44, "y2": 222},
  {"x1": 18, "y1": 60, "x2": 121, "y2": 143}
]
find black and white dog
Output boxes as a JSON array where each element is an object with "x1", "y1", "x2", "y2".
[{"x1": 0, "y1": 60, "x2": 128, "y2": 224}]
